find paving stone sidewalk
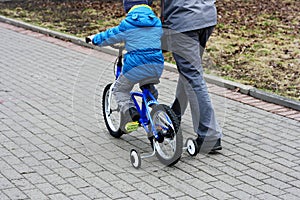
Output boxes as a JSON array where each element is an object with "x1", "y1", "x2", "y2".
[{"x1": 0, "y1": 22, "x2": 300, "y2": 200}]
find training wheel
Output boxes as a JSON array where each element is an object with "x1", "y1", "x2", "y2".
[
  {"x1": 130, "y1": 149, "x2": 141, "y2": 169},
  {"x1": 186, "y1": 138, "x2": 198, "y2": 156}
]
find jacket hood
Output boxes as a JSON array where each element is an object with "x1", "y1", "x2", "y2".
[{"x1": 126, "y1": 6, "x2": 160, "y2": 27}]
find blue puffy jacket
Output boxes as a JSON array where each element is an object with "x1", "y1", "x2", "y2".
[{"x1": 92, "y1": 5, "x2": 164, "y2": 85}]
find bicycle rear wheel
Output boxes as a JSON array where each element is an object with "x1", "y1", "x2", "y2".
[
  {"x1": 102, "y1": 83, "x2": 123, "y2": 138},
  {"x1": 150, "y1": 104, "x2": 183, "y2": 166}
]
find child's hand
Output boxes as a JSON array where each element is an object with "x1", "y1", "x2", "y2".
[{"x1": 85, "y1": 35, "x2": 95, "y2": 44}]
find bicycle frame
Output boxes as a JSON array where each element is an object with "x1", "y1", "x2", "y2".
[
  {"x1": 115, "y1": 54, "x2": 122, "y2": 80},
  {"x1": 131, "y1": 90, "x2": 159, "y2": 135},
  {"x1": 114, "y1": 48, "x2": 160, "y2": 140}
]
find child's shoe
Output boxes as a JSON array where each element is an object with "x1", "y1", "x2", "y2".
[
  {"x1": 121, "y1": 107, "x2": 140, "y2": 133},
  {"x1": 125, "y1": 121, "x2": 139, "y2": 133}
]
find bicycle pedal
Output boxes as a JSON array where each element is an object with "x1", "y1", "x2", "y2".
[{"x1": 125, "y1": 121, "x2": 139, "y2": 133}]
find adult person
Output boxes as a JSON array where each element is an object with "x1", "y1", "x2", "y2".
[{"x1": 161, "y1": 0, "x2": 223, "y2": 153}]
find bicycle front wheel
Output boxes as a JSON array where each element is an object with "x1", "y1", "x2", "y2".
[
  {"x1": 150, "y1": 104, "x2": 183, "y2": 166},
  {"x1": 102, "y1": 83, "x2": 123, "y2": 138}
]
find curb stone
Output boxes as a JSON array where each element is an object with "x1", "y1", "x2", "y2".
[
  {"x1": 249, "y1": 89, "x2": 300, "y2": 111},
  {"x1": 1, "y1": 15, "x2": 299, "y2": 111}
]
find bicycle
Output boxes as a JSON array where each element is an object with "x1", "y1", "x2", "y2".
[{"x1": 86, "y1": 38, "x2": 198, "y2": 168}]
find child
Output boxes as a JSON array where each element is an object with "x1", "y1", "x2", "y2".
[{"x1": 87, "y1": 0, "x2": 164, "y2": 133}]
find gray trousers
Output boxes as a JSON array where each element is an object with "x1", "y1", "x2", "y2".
[
  {"x1": 113, "y1": 74, "x2": 158, "y2": 114},
  {"x1": 168, "y1": 26, "x2": 222, "y2": 140}
]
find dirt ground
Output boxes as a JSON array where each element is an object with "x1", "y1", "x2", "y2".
[{"x1": 0, "y1": 0, "x2": 299, "y2": 100}]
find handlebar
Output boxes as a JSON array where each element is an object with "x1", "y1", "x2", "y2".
[
  {"x1": 85, "y1": 35, "x2": 95, "y2": 44},
  {"x1": 85, "y1": 36, "x2": 125, "y2": 54},
  {"x1": 85, "y1": 37, "x2": 92, "y2": 44}
]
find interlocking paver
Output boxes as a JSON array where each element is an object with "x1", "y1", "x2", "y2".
[
  {"x1": 23, "y1": 188, "x2": 48, "y2": 200},
  {"x1": 21, "y1": 156, "x2": 41, "y2": 167},
  {"x1": 215, "y1": 174, "x2": 243, "y2": 187},
  {"x1": 59, "y1": 158, "x2": 81, "y2": 169},
  {"x1": 109, "y1": 180, "x2": 136, "y2": 193},
  {"x1": 243, "y1": 169, "x2": 270, "y2": 180},
  {"x1": 148, "y1": 192, "x2": 173, "y2": 200},
  {"x1": 31, "y1": 165, "x2": 53, "y2": 176},
  {"x1": 279, "y1": 193, "x2": 299, "y2": 200},
  {"x1": 66, "y1": 177, "x2": 89, "y2": 189},
  {"x1": 0, "y1": 191, "x2": 9, "y2": 200},
  {"x1": 263, "y1": 178, "x2": 291, "y2": 190},
  {"x1": 52, "y1": 168, "x2": 76, "y2": 179},
  {"x1": 1, "y1": 21, "x2": 300, "y2": 199},
  {"x1": 267, "y1": 171, "x2": 296, "y2": 183},
  {"x1": 206, "y1": 188, "x2": 233, "y2": 199},
  {"x1": 284, "y1": 187, "x2": 300, "y2": 197},
  {"x1": 2, "y1": 187, "x2": 27, "y2": 199},
  {"x1": 126, "y1": 190, "x2": 152, "y2": 200},
  {"x1": 101, "y1": 186, "x2": 128, "y2": 199},
  {"x1": 41, "y1": 159, "x2": 64, "y2": 169},
  {"x1": 44, "y1": 174, "x2": 67, "y2": 186},
  {"x1": 0, "y1": 177, "x2": 14, "y2": 190},
  {"x1": 167, "y1": 168, "x2": 194, "y2": 180},
  {"x1": 22, "y1": 172, "x2": 47, "y2": 185},
  {"x1": 235, "y1": 184, "x2": 264, "y2": 196},
  {"x1": 56, "y1": 184, "x2": 82, "y2": 196},
  {"x1": 176, "y1": 195, "x2": 198, "y2": 200},
  {"x1": 209, "y1": 180, "x2": 237, "y2": 193},
  {"x1": 79, "y1": 186, "x2": 106, "y2": 199},
  {"x1": 2, "y1": 155, "x2": 22, "y2": 166},
  {"x1": 159, "y1": 185, "x2": 186, "y2": 198},
  {"x1": 160, "y1": 175, "x2": 206, "y2": 198},
  {"x1": 288, "y1": 170, "x2": 300, "y2": 181},
  {"x1": 71, "y1": 167, "x2": 96, "y2": 179},
  {"x1": 258, "y1": 184, "x2": 286, "y2": 196},
  {"x1": 35, "y1": 182, "x2": 60, "y2": 195},
  {"x1": 138, "y1": 174, "x2": 167, "y2": 188},
  {"x1": 1, "y1": 169, "x2": 24, "y2": 180},
  {"x1": 85, "y1": 176, "x2": 110, "y2": 189},
  {"x1": 11, "y1": 179, "x2": 35, "y2": 191},
  {"x1": 229, "y1": 190, "x2": 254, "y2": 200},
  {"x1": 256, "y1": 193, "x2": 281, "y2": 200},
  {"x1": 12, "y1": 163, "x2": 35, "y2": 175},
  {"x1": 48, "y1": 193, "x2": 71, "y2": 200}
]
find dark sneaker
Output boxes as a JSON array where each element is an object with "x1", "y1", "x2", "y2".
[
  {"x1": 196, "y1": 137, "x2": 222, "y2": 154},
  {"x1": 174, "y1": 114, "x2": 181, "y2": 124},
  {"x1": 170, "y1": 106, "x2": 181, "y2": 124},
  {"x1": 170, "y1": 98, "x2": 181, "y2": 123}
]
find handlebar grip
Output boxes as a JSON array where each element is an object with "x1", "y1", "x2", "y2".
[{"x1": 85, "y1": 37, "x2": 92, "y2": 44}]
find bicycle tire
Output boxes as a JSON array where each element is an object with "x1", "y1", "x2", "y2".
[
  {"x1": 102, "y1": 83, "x2": 123, "y2": 138},
  {"x1": 150, "y1": 104, "x2": 183, "y2": 166}
]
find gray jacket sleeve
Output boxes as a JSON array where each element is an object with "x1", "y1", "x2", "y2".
[{"x1": 163, "y1": 0, "x2": 217, "y2": 33}]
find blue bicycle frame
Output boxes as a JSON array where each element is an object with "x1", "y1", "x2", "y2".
[
  {"x1": 131, "y1": 90, "x2": 159, "y2": 136},
  {"x1": 115, "y1": 53, "x2": 160, "y2": 140}
]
